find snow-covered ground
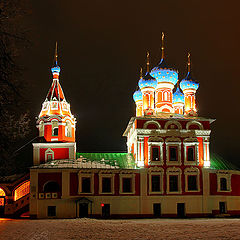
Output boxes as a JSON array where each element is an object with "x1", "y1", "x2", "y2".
[{"x1": 0, "y1": 218, "x2": 239, "y2": 240}]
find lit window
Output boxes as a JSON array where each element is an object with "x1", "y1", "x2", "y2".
[
  {"x1": 0, "y1": 188, "x2": 6, "y2": 206},
  {"x1": 14, "y1": 181, "x2": 30, "y2": 201},
  {"x1": 151, "y1": 147, "x2": 160, "y2": 161}
]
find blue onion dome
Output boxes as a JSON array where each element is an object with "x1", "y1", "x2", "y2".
[
  {"x1": 180, "y1": 71, "x2": 199, "y2": 91},
  {"x1": 150, "y1": 59, "x2": 178, "y2": 85},
  {"x1": 133, "y1": 89, "x2": 143, "y2": 102},
  {"x1": 51, "y1": 63, "x2": 60, "y2": 74},
  {"x1": 173, "y1": 85, "x2": 184, "y2": 104},
  {"x1": 138, "y1": 72, "x2": 157, "y2": 90}
]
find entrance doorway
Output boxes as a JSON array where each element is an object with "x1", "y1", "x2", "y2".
[
  {"x1": 153, "y1": 203, "x2": 161, "y2": 217},
  {"x1": 102, "y1": 204, "x2": 110, "y2": 218},
  {"x1": 79, "y1": 203, "x2": 88, "y2": 218},
  {"x1": 219, "y1": 202, "x2": 227, "y2": 214},
  {"x1": 177, "y1": 203, "x2": 185, "y2": 218}
]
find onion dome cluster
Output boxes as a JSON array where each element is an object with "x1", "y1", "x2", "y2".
[
  {"x1": 180, "y1": 71, "x2": 199, "y2": 91},
  {"x1": 173, "y1": 85, "x2": 184, "y2": 104},
  {"x1": 150, "y1": 59, "x2": 178, "y2": 85},
  {"x1": 133, "y1": 89, "x2": 143, "y2": 102},
  {"x1": 138, "y1": 72, "x2": 157, "y2": 90}
]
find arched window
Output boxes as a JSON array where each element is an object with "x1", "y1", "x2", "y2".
[
  {"x1": 44, "y1": 181, "x2": 60, "y2": 193},
  {"x1": 14, "y1": 181, "x2": 30, "y2": 201},
  {"x1": 65, "y1": 121, "x2": 72, "y2": 137},
  {"x1": 52, "y1": 120, "x2": 59, "y2": 136},
  {"x1": 220, "y1": 178, "x2": 227, "y2": 191},
  {"x1": 0, "y1": 188, "x2": 6, "y2": 206},
  {"x1": 164, "y1": 92, "x2": 168, "y2": 101},
  {"x1": 39, "y1": 121, "x2": 44, "y2": 137}
]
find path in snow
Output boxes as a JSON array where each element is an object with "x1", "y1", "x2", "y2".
[{"x1": 0, "y1": 218, "x2": 239, "y2": 240}]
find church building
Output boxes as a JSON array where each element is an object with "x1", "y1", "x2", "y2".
[{"x1": 3, "y1": 36, "x2": 240, "y2": 219}]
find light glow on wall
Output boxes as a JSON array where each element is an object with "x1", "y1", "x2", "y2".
[
  {"x1": 0, "y1": 188, "x2": 5, "y2": 206},
  {"x1": 14, "y1": 181, "x2": 30, "y2": 201}
]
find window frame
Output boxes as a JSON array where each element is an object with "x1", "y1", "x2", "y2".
[
  {"x1": 119, "y1": 173, "x2": 135, "y2": 194},
  {"x1": 148, "y1": 167, "x2": 164, "y2": 194},
  {"x1": 51, "y1": 120, "x2": 59, "y2": 137},
  {"x1": 78, "y1": 172, "x2": 94, "y2": 195},
  {"x1": 148, "y1": 138, "x2": 164, "y2": 166},
  {"x1": 99, "y1": 172, "x2": 115, "y2": 195},
  {"x1": 45, "y1": 148, "x2": 54, "y2": 161},
  {"x1": 184, "y1": 167, "x2": 200, "y2": 192},
  {"x1": 183, "y1": 139, "x2": 199, "y2": 166},
  {"x1": 166, "y1": 138, "x2": 181, "y2": 166},
  {"x1": 166, "y1": 167, "x2": 182, "y2": 194},
  {"x1": 217, "y1": 172, "x2": 231, "y2": 192}
]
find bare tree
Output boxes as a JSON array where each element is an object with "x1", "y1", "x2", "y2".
[{"x1": 0, "y1": 0, "x2": 31, "y2": 175}]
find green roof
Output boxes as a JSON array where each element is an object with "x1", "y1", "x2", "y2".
[
  {"x1": 210, "y1": 153, "x2": 239, "y2": 171},
  {"x1": 76, "y1": 152, "x2": 136, "y2": 169}
]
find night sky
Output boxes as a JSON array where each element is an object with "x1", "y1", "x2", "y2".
[{"x1": 21, "y1": 1, "x2": 240, "y2": 167}]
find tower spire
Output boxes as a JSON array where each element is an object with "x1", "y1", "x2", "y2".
[
  {"x1": 140, "y1": 67, "x2": 143, "y2": 78},
  {"x1": 161, "y1": 32, "x2": 165, "y2": 60},
  {"x1": 146, "y1": 51, "x2": 150, "y2": 72},
  {"x1": 54, "y1": 41, "x2": 58, "y2": 66},
  {"x1": 187, "y1": 52, "x2": 191, "y2": 73}
]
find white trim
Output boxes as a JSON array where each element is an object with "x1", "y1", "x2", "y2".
[
  {"x1": 148, "y1": 167, "x2": 164, "y2": 194},
  {"x1": 51, "y1": 101, "x2": 59, "y2": 110},
  {"x1": 166, "y1": 167, "x2": 182, "y2": 194},
  {"x1": 78, "y1": 172, "x2": 94, "y2": 194},
  {"x1": 158, "y1": 105, "x2": 173, "y2": 113},
  {"x1": 148, "y1": 137, "x2": 164, "y2": 166},
  {"x1": 156, "y1": 82, "x2": 174, "y2": 89},
  {"x1": 183, "y1": 138, "x2": 199, "y2": 166},
  {"x1": 166, "y1": 137, "x2": 181, "y2": 166},
  {"x1": 143, "y1": 120, "x2": 161, "y2": 129},
  {"x1": 45, "y1": 148, "x2": 54, "y2": 161},
  {"x1": 164, "y1": 120, "x2": 182, "y2": 130},
  {"x1": 184, "y1": 167, "x2": 200, "y2": 192},
  {"x1": 217, "y1": 171, "x2": 232, "y2": 192},
  {"x1": 119, "y1": 173, "x2": 135, "y2": 194},
  {"x1": 186, "y1": 121, "x2": 204, "y2": 130},
  {"x1": 99, "y1": 172, "x2": 115, "y2": 195}
]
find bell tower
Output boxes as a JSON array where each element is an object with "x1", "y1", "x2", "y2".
[{"x1": 33, "y1": 43, "x2": 76, "y2": 165}]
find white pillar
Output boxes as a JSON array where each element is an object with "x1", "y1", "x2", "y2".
[{"x1": 203, "y1": 139, "x2": 210, "y2": 167}]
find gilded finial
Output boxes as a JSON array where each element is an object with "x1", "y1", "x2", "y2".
[
  {"x1": 161, "y1": 32, "x2": 165, "y2": 59},
  {"x1": 54, "y1": 41, "x2": 58, "y2": 65},
  {"x1": 146, "y1": 51, "x2": 150, "y2": 72},
  {"x1": 187, "y1": 52, "x2": 191, "y2": 72},
  {"x1": 140, "y1": 67, "x2": 143, "y2": 78}
]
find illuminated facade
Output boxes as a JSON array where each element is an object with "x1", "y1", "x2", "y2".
[
  {"x1": 27, "y1": 41, "x2": 240, "y2": 219},
  {"x1": 2, "y1": 40, "x2": 240, "y2": 219}
]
